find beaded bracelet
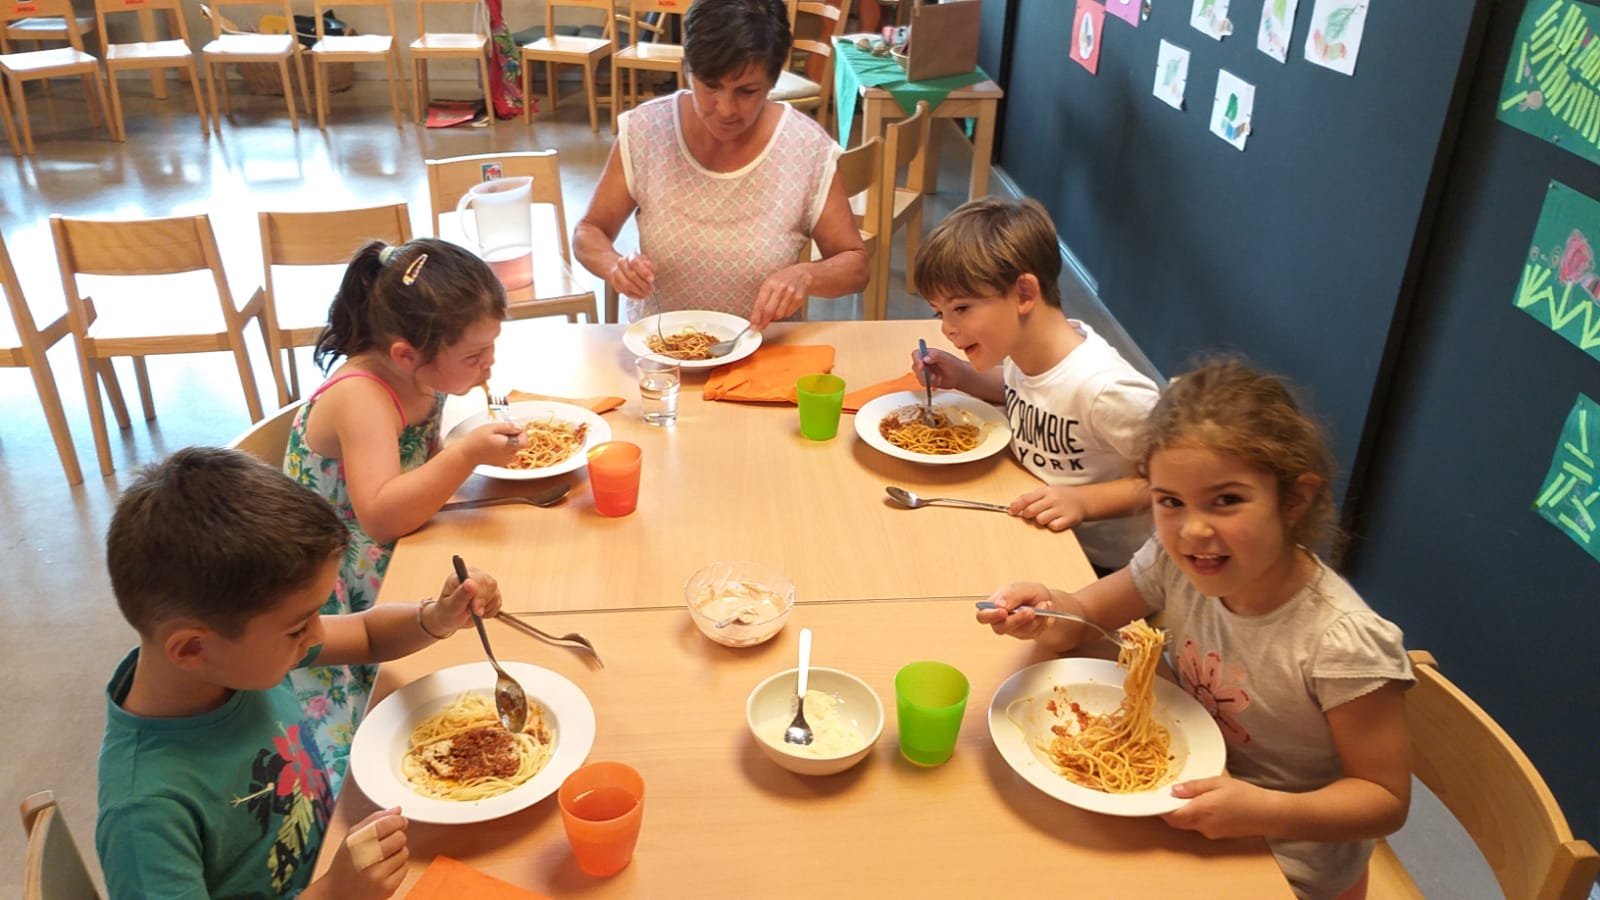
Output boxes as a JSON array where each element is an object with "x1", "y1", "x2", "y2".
[{"x1": 417, "y1": 599, "x2": 451, "y2": 640}]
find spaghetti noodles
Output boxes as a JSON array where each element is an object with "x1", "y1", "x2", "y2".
[
  {"x1": 1041, "y1": 619, "x2": 1172, "y2": 793},
  {"x1": 878, "y1": 404, "x2": 983, "y2": 455},
  {"x1": 646, "y1": 328, "x2": 717, "y2": 360},
  {"x1": 401, "y1": 693, "x2": 555, "y2": 801},
  {"x1": 508, "y1": 417, "x2": 588, "y2": 470}
]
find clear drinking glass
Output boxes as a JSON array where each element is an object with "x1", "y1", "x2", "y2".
[{"x1": 637, "y1": 355, "x2": 681, "y2": 426}]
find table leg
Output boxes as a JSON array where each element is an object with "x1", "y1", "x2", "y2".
[
  {"x1": 862, "y1": 93, "x2": 884, "y2": 151},
  {"x1": 923, "y1": 117, "x2": 942, "y2": 196},
  {"x1": 969, "y1": 100, "x2": 996, "y2": 201}
]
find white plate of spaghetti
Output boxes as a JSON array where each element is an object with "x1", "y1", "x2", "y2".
[
  {"x1": 987, "y1": 647, "x2": 1225, "y2": 817},
  {"x1": 622, "y1": 310, "x2": 762, "y2": 369},
  {"x1": 446, "y1": 401, "x2": 611, "y2": 481},
  {"x1": 853, "y1": 390, "x2": 1010, "y2": 465},
  {"x1": 348, "y1": 661, "x2": 595, "y2": 824}
]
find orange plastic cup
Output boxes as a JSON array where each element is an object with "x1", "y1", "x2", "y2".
[
  {"x1": 586, "y1": 441, "x2": 642, "y2": 517},
  {"x1": 558, "y1": 761, "x2": 645, "y2": 877}
]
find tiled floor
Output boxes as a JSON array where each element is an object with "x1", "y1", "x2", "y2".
[{"x1": 1, "y1": 77, "x2": 1497, "y2": 899}]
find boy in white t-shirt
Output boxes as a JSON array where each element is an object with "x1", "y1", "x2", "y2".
[{"x1": 913, "y1": 197, "x2": 1159, "y2": 573}]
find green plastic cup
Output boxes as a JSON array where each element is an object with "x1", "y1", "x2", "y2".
[
  {"x1": 895, "y1": 661, "x2": 970, "y2": 766},
  {"x1": 795, "y1": 373, "x2": 846, "y2": 440}
]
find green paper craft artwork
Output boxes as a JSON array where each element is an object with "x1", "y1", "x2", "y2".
[
  {"x1": 1532, "y1": 393, "x2": 1600, "y2": 562},
  {"x1": 1498, "y1": 0, "x2": 1600, "y2": 166},
  {"x1": 1513, "y1": 181, "x2": 1600, "y2": 362}
]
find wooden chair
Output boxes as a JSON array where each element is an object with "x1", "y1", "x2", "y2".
[
  {"x1": 520, "y1": 0, "x2": 611, "y2": 132},
  {"x1": 609, "y1": 0, "x2": 687, "y2": 134},
  {"x1": 309, "y1": 0, "x2": 408, "y2": 129},
  {"x1": 0, "y1": 0, "x2": 116, "y2": 155},
  {"x1": 198, "y1": 0, "x2": 310, "y2": 132},
  {"x1": 94, "y1": 0, "x2": 209, "y2": 139},
  {"x1": 771, "y1": 0, "x2": 848, "y2": 130},
  {"x1": 20, "y1": 790, "x2": 101, "y2": 900},
  {"x1": 872, "y1": 99, "x2": 927, "y2": 320},
  {"x1": 409, "y1": 0, "x2": 492, "y2": 127},
  {"x1": 257, "y1": 202, "x2": 412, "y2": 407},
  {"x1": 0, "y1": 230, "x2": 82, "y2": 485},
  {"x1": 426, "y1": 150, "x2": 599, "y2": 323},
  {"x1": 1368, "y1": 650, "x2": 1600, "y2": 900},
  {"x1": 51, "y1": 213, "x2": 269, "y2": 478},
  {"x1": 228, "y1": 398, "x2": 304, "y2": 467},
  {"x1": 835, "y1": 135, "x2": 881, "y2": 320}
]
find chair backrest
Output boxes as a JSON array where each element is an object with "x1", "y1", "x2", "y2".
[
  {"x1": 0, "y1": 0, "x2": 90, "y2": 50},
  {"x1": 314, "y1": 0, "x2": 398, "y2": 40},
  {"x1": 20, "y1": 790, "x2": 101, "y2": 900},
  {"x1": 228, "y1": 399, "x2": 304, "y2": 466},
  {"x1": 415, "y1": 0, "x2": 484, "y2": 38},
  {"x1": 94, "y1": 0, "x2": 191, "y2": 49},
  {"x1": 836, "y1": 135, "x2": 881, "y2": 239},
  {"x1": 546, "y1": 0, "x2": 612, "y2": 38},
  {"x1": 201, "y1": 0, "x2": 297, "y2": 42},
  {"x1": 795, "y1": 0, "x2": 849, "y2": 39},
  {"x1": 612, "y1": 0, "x2": 687, "y2": 51},
  {"x1": 50, "y1": 213, "x2": 244, "y2": 332},
  {"x1": 258, "y1": 202, "x2": 412, "y2": 269},
  {"x1": 1407, "y1": 650, "x2": 1600, "y2": 900},
  {"x1": 425, "y1": 150, "x2": 574, "y2": 262},
  {"x1": 884, "y1": 99, "x2": 929, "y2": 194}
]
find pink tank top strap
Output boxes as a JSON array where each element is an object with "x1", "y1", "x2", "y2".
[{"x1": 309, "y1": 371, "x2": 409, "y2": 427}]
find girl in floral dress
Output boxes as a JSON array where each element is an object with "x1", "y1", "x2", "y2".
[
  {"x1": 977, "y1": 360, "x2": 1413, "y2": 900},
  {"x1": 284, "y1": 238, "x2": 525, "y2": 793}
]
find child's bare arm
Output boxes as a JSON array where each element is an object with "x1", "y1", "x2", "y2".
[
  {"x1": 315, "y1": 569, "x2": 503, "y2": 667},
  {"x1": 977, "y1": 568, "x2": 1153, "y2": 653},
  {"x1": 1162, "y1": 682, "x2": 1411, "y2": 841},
  {"x1": 1009, "y1": 477, "x2": 1151, "y2": 531},
  {"x1": 913, "y1": 347, "x2": 1005, "y2": 402}
]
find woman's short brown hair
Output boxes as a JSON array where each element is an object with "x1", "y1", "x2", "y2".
[
  {"x1": 912, "y1": 197, "x2": 1063, "y2": 308},
  {"x1": 683, "y1": 0, "x2": 792, "y2": 84}
]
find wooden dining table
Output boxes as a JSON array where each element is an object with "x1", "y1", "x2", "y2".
[{"x1": 312, "y1": 317, "x2": 1292, "y2": 896}]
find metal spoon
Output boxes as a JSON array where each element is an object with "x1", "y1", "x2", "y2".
[
  {"x1": 440, "y1": 482, "x2": 572, "y2": 512},
  {"x1": 885, "y1": 486, "x2": 1009, "y2": 513},
  {"x1": 784, "y1": 627, "x2": 814, "y2": 746},
  {"x1": 974, "y1": 600, "x2": 1134, "y2": 648},
  {"x1": 917, "y1": 338, "x2": 937, "y2": 426},
  {"x1": 706, "y1": 323, "x2": 755, "y2": 357},
  {"x1": 453, "y1": 554, "x2": 529, "y2": 733}
]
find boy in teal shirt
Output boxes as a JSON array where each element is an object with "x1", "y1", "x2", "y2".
[{"x1": 97, "y1": 447, "x2": 502, "y2": 898}]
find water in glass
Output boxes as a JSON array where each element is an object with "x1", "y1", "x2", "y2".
[{"x1": 637, "y1": 356, "x2": 680, "y2": 426}]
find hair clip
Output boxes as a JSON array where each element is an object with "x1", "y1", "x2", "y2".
[
  {"x1": 378, "y1": 244, "x2": 401, "y2": 266},
  {"x1": 402, "y1": 253, "x2": 429, "y2": 286}
]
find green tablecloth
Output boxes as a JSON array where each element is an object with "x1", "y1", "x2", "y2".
[{"x1": 832, "y1": 41, "x2": 990, "y2": 148}]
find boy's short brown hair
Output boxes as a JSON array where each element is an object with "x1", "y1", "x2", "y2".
[
  {"x1": 107, "y1": 447, "x2": 349, "y2": 639},
  {"x1": 912, "y1": 196, "x2": 1063, "y2": 309}
]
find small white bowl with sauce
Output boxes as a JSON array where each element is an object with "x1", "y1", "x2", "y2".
[
  {"x1": 745, "y1": 666, "x2": 883, "y2": 776},
  {"x1": 685, "y1": 561, "x2": 795, "y2": 647}
]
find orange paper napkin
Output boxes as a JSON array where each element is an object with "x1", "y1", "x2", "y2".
[
  {"x1": 842, "y1": 371, "x2": 924, "y2": 414},
  {"x1": 507, "y1": 389, "x2": 625, "y2": 415},
  {"x1": 702, "y1": 345, "x2": 836, "y2": 404},
  {"x1": 407, "y1": 856, "x2": 552, "y2": 900}
]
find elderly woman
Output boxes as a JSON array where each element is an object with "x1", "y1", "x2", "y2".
[{"x1": 574, "y1": 0, "x2": 869, "y2": 329}]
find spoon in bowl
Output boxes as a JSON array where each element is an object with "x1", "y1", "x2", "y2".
[
  {"x1": 784, "y1": 627, "x2": 814, "y2": 746},
  {"x1": 706, "y1": 324, "x2": 756, "y2": 358},
  {"x1": 453, "y1": 554, "x2": 529, "y2": 733},
  {"x1": 885, "y1": 486, "x2": 1009, "y2": 513}
]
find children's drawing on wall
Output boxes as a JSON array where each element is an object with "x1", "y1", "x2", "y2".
[
  {"x1": 1533, "y1": 393, "x2": 1600, "y2": 563},
  {"x1": 1071, "y1": 0, "x2": 1107, "y2": 75},
  {"x1": 1108, "y1": 0, "x2": 1142, "y2": 28},
  {"x1": 1191, "y1": 0, "x2": 1232, "y2": 40},
  {"x1": 1153, "y1": 40, "x2": 1191, "y2": 110},
  {"x1": 1209, "y1": 69, "x2": 1254, "y2": 150},
  {"x1": 1304, "y1": 0, "x2": 1367, "y2": 75},
  {"x1": 1498, "y1": 0, "x2": 1600, "y2": 167},
  {"x1": 1257, "y1": 0, "x2": 1301, "y2": 63},
  {"x1": 1515, "y1": 181, "x2": 1600, "y2": 362}
]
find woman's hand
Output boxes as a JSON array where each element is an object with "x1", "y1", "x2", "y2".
[
  {"x1": 750, "y1": 265, "x2": 815, "y2": 330},
  {"x1": 975, "y1": 582, "x2": 1057, "y2": 640},
  {"x1": 1010, "y1": 485, "x2": 1090, "y2": 532},
  {"x1": 608, "y1": 253, "x2": 656, "y2": 300},
  {"x1": 460, "y1": 421, "x2": 526, "y2": 468},
  {"x1": 911, "y1": 347, "x2": 973, "y2": 392}
]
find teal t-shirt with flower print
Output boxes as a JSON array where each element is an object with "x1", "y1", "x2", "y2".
[{"x1": 96, "y1": 648, "x2": 335, "y2": 899}]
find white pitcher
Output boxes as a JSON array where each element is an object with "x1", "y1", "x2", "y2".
[{"x1": 455, "y1": 175, "x2": 534, "y2": 290}]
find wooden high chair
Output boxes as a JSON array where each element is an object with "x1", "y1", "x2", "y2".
[
  {"x1": 0, "y1": 229, "x2": 82, "y2": 485},
  {"x1": 51, "y1": 213, "x2": 269, "y2": 478},
  {"x1": 770, "y1": 0, "x2": 849, "y2": 131},
  {"x1": 519, "y1": 0, "x2": 612, "y2": 132}
]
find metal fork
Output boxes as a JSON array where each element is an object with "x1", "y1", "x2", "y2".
[
  {"x1": 973, "y1": 601, "x2": 1148, "y2": 649},
  {"x1": 497, "y1": 612, "x2": 605, "y2": 668},
  {"x1": 486, "y1": 390, "x2": 511, "y2": 422}
]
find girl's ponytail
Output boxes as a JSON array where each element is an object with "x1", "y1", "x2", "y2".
[{"x1": 314, "y1": 240, "x2": 389, "y2": 372}]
